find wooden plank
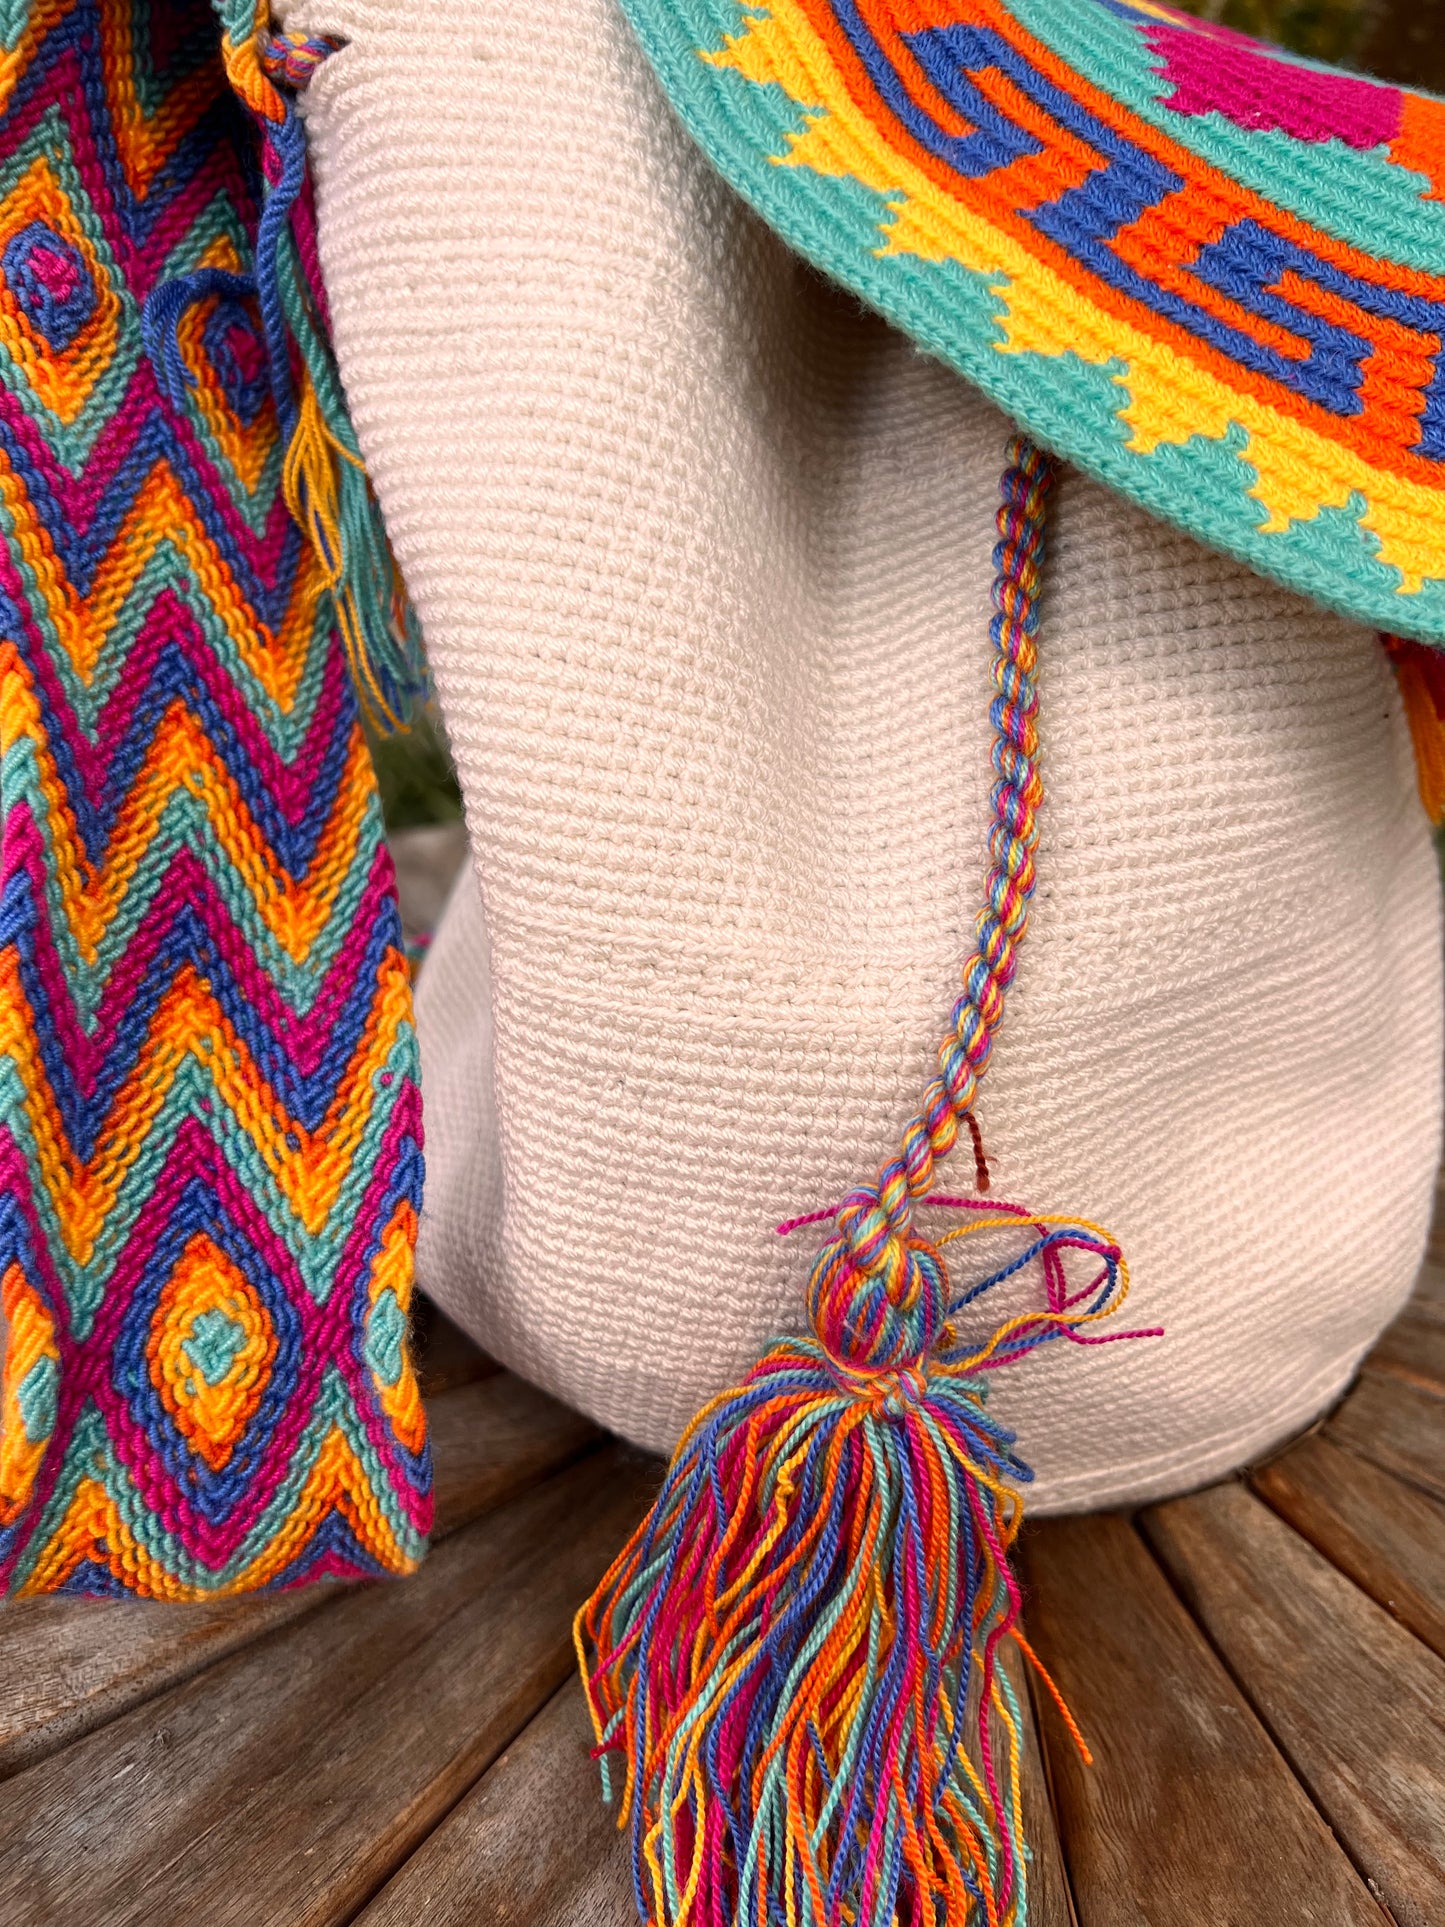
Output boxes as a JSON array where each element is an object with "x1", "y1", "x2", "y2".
[
  {"x1": 360, "y1": 1641, "x2": 1074, "y2": 1927},
  {"x1": 0, "y1": 1371, "x2": 599, "y2": 1783},
  {"x1": 0, "y1": 1445, "x2": 657, "y2": 1927},
  {"x1": 0, "y1": 1588, "x2": 326, "y2": 1794},
  {"x1": 1426, "y1": 1176, "x2": 1445, "y2": 1266},
  {"x1": 1144, "y1": 1480, "x2": 1445, "y2": 1927},
  {"x1": 1328, "y1": 1371, "x2": 1445, "y2": 1505},
  {"x1": 358, "y1": 1678, "x2": 635, "y2": 1927},
  {"x1": 1409, "y1": 1258, "x2": 1445, "y2": 1328},
  {"x1": 1253, "y1": 1430, "x2": 1445, "y2": 1661},
  {"x1": 1367, "y1": 1310, "x2": 1445, "y2": 1395},
  {"x1": 1021, "y1": 1513, "x2": 1385, "y2": 1927},
  {"x1": 413, "y1": 1292, "x2": 496, "y2": 1398},
  {"x1": 429, "y1": 1372, "x2": 599, "y2": 1538}
]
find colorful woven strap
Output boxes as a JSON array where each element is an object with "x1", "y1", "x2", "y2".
[
  {"x1": 616, "y1": 0, "x2": 1445, "y2": 643},
  {"x1": 579, "y1": 441, "x2": 1153, "y2": 1927},
  {"x1": 809, "y1": 441, "x2": 1051, "y2": 1364},
  {"x1": 0, "y1": 0, "x2": 429, "y2": 1599}
]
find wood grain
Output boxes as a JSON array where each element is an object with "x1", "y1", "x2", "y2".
[
  {"x1": 1406, "y1": 1259, "x2": 1445, "y2": 1329},
  {"x1": 1328, "y1": 1371, "x2": 1445, "y2": 1504},
  {"x1": 1253, "y1": 1429, "x2": 1445, "y2": 1661},
  {"x1": 1366, "y1": 1311, "x2": 1445, "y2": 1396},
  {"x1": 0, "y1": 1371, "x2": 600, "y2": 1783},
  {"x1": 0, "y1": 1444, "x2": 657, "y2": 1927},
  {"x1": 358, "y1": 1678, "x2": 635, "y2": 1927},
  {"x1": 1423, "y1": 1197, "x2": 1445, "y2": 1267},
  {"x1": 1144, "y1": 1480, "x2": 1445, "y2": 1927},
  {"x1": 429, "y1": 1371, "x2": 600, "y2": 1538},
  {"x1": 0, "y1": 1587, "x2": 326, "y2": 1793},
  {"x1": 1021, "y1": 1512, "x2": 1385, "y2": 1927},
  {"x1": 359, "y1": 1640, "x2": 1075, "y2": 1927}
]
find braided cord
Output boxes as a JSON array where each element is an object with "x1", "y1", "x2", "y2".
[
  {"x1": 258, "y1": 29, "x2": 343, "y2": 91},
  {"x1": 811, "y1": 437, "x2": 1056, "y2": 1369},
  {"x1": 575, "y1": 438, "x2": 1143, "y2": 1927}
]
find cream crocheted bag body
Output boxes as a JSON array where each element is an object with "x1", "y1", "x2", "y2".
[{"x1": 283, "y1": 0, "x2": 1442, "y2": 1511}]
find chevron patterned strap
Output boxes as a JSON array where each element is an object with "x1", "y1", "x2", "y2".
[{"x1": 0, "y1": 0, "x2": 431, "y2": 1599}]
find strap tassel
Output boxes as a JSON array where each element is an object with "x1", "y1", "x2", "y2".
[
  {"x1": 577, "y1": 442, "x2": 1157, "y2": 1926},
  {"x1": 208, "y1": 10, "x2": 426, "y2": 731}
]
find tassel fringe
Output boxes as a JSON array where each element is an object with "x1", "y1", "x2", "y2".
[
  {"x1": 578, "y1": 442, "x2": 1159, "y2": 1926},
  {"x1": 578, "y1": 1207, "x2": 1142, "y2": 1927}
]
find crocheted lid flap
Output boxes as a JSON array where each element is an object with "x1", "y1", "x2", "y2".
[{"x1": 617, "y1": 0, "x2": 1445, "y2": 641}]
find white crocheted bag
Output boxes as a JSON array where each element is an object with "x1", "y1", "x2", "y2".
[{"x1": 283, "y1": 0, "x2": 1441, "y2": 1513}]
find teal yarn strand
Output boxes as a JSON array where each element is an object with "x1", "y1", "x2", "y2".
[{"x1": 225, "y1": 17, "x2": 428, "y2": 732}]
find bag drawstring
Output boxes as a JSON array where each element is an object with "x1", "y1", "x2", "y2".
[{"x1": 577, "y1": 439, "x2": 1158, "y2": 1927}]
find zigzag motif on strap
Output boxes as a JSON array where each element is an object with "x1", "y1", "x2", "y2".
[
  {"x1": 620, "y1": 0, "x2": 1445, "y2": 640},
  {"x1": 0, "y1": 0, "x2": 430, "y2": 1599}
]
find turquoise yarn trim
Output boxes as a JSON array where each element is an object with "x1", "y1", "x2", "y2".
[
  {"x1": 617, "y1": 0, "x2": 1445, "y2": 642},
  {"x1": 1008, "y1": 0, "x2": 1445, "y2": 273}
]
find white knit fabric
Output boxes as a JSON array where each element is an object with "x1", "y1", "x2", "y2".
[{"x1": 282, "y1": 0, "x2": 1443, "y2": 1511}]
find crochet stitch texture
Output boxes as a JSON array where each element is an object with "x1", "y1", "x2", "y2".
[
  {"x1": 618, "y1": 0, "x2": 1445, "y2": 639},
  {"x1": 0, "y1": 0, "x2": 429, "y2": 1599},
  {"x1": 364, "y1": 0, "x2": 1436, "y2": 1503}
]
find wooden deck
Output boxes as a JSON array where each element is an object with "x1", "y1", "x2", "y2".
[{"x1": 1, "y1": 1253, "x2": 1442, "y2": 1925}]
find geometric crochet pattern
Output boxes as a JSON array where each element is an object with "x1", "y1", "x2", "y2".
[
  {"x1": 618, "y1": 0, "x2": 1445, "y2": 639},
  {"x1": 0, "y1": 0, "x2": 430, "y2": 1599}
]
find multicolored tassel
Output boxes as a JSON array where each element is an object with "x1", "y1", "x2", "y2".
[{"x1": 577, "y1": 440, "x2": 1156, "y2": 1925}]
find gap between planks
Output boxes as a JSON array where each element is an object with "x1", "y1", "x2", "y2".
[
  {"x1": 354, "y1": 1677, "x2": 636, "y2": 1927},
  {"x1": 0, "y1": 1363, "x2": 599, "y2": 1782},
  {"x1": 1021, "y1": 1509, "x2": 1393, "y2": 1927},
  {"x1": 2, "y1": 1210, "x2": 1439, "y2": 1917},
  {"x1": 1253, "y1": 1430, "x2": 1445, "y2": 1663},
  {"x1": 1238, "y1": 1251, "x2": 1445, "y2": 1663},
  {"x1": 1329, "y1": 1367, "x2": 1445, "y2": 1507},
  {"x1": 1143, "y1": 1479, "x2": 1445, "y2": 1927},
  {"x1": 354, "y1": 1600, "x2": 1076, "y2": 1927}
]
